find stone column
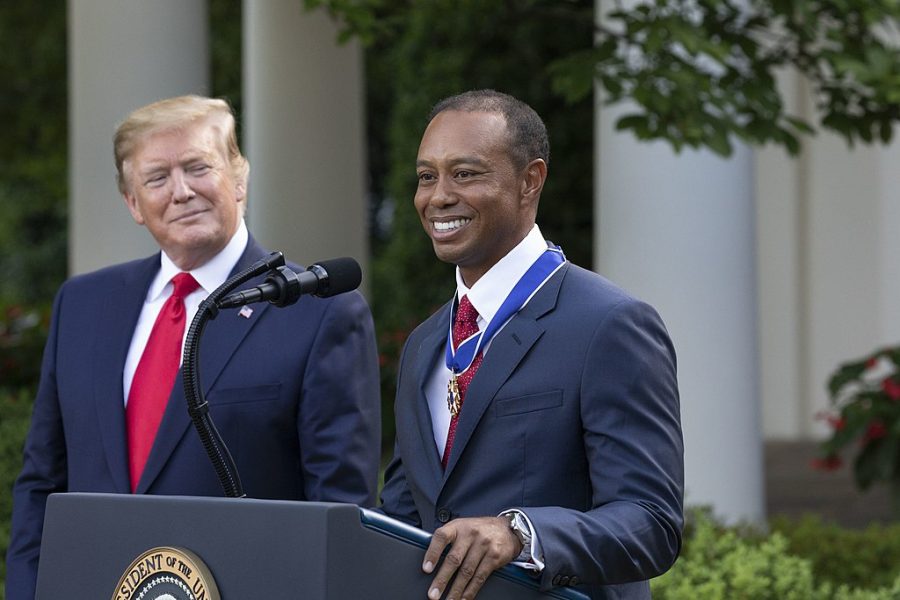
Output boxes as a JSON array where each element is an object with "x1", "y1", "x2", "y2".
[
  {"x1": 243, "y1": 1, "x2": 369, "y2": 292},
  {"x1": 69, "y1": 0, "x2": 209, "y2": 275},
  {"x1": 593, "y1": 10, "x2": 764, "y2": 518}
]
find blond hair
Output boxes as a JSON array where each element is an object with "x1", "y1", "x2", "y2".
[{"x1": 113, "y1": 95, "x2": 249, "y2": 194}]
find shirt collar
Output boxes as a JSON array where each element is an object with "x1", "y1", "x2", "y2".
[
  {"x1": 148, "y1": 219, "x2": 249, "y2": 301},
  {"x1": 455, "y1": 224, "x2": 547, "y2": 324}
]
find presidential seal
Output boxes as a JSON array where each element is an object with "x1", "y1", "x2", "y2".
[{"x1": 112, "y1": 547, "x2": 220, "y2": 600}]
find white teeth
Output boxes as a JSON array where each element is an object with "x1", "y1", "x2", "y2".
[{"x1": 434, "y1": 218, "x2": 471, "y2": 232}]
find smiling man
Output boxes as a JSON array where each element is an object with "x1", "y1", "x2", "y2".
[
  {"x1": 6, "y1": 95, "x2": 381, "y2": 600},
  {"x1": 379, "y1": 90, "x2": 684, "y2": 600}
]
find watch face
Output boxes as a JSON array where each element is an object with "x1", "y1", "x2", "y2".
[{"x1": 506, "y1": 513, "x2": 530, "y2": 545}]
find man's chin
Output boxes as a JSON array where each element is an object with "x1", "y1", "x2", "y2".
[{"x1": 431, "y1": 242, "x2": 462, "y2": 266}]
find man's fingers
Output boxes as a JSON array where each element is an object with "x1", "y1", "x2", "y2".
[
  {"x1": 423, "y1": 517, "x2": 520, "y2": 599},
  {"x1": 428, "y1": 533, "x2": 471, "y2": 599},
  {"x1": 423, "y1": 526, "x2": 455, "y2": 573},
  {"x1": 445, "y1": 550, "x2": 491, "y2": 600}
]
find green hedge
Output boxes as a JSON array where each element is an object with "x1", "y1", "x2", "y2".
[
  {"x1": 652, "y1": 509, "x2": 900, "y2": 599},
  {"x1": 0, "y1": 388, "x2": 34, "y2": 600},
  {"x1": 772, "y1": 515, "x2": 900, "y2": 591}
]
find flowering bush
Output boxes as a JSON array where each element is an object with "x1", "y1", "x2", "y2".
[{"x1": 816, "y1": 346, "x2": 900, "y2": 498}]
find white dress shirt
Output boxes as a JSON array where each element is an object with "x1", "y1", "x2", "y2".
[
  {"x1": 424, "y1": 224, "x2": 550, "y2": 451},
  {"x1": 123, "y1": 220, "x2": 249, "y2": 405},
  {"x1": 423, "y1": 223, "x2": 552, "y2": 570}
]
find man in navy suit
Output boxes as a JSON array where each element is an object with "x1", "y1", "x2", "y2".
[
  {"x1": 6, "y1": 95, "x2": 381, "y2": 599},
  {"x1": 379, "y1": 90, "x2": 683, "y2": 599}
]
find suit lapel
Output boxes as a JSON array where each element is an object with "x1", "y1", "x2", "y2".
[
  {"x1": 443, "y1": 264, "x2": 568, "y2": 476},
  {"x1": 93, "y1": 256, "x2": 159, "y2": 494},
  {"x1": 411, "y1": 307, "x2": 451, "y2": 499},
  {"x1": 136, "y1": 238, "x2": 273, "y2": 493}
]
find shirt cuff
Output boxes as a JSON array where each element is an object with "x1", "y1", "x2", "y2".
[{"x1": 499, "y1": 509, "x2": 545, "y2": 572}]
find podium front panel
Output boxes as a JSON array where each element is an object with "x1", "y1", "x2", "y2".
[{"x1": 36, "y1": 493, "x2": 586, "y2": 599}]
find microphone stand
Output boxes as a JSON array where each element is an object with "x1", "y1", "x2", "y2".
[{"x1": 181, "y1": 251, "x2": 287, "y2": 498}]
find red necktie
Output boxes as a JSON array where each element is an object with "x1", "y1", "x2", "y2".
[
  {"x1": 442, "y1": 295, "x2": 482, "y2": 468},
  {"x1": 126, "y1": 272, "x2": 200, "y2": 492}
]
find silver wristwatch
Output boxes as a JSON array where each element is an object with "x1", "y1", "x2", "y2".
[{"x1": 504, "y1": 511, "x2": 533, "y2": 559}]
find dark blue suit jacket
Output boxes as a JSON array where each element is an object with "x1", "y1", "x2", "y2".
[
  {"x1": 380, "y1": 263, "x2": 683, "y2": 599},
  {"x1": 6, "y1": 236, "x2": 381, "y2": 600}
]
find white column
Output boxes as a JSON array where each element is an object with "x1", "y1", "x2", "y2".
[
  {"x1": 243, "y1": 2, "x2": 369, "y2": 292},
  {"x1": 757, "y1": 71, "x2": 900, "y2": 440},
  {"x1": 804, "y1": 137, "x2": 892, "y2": 435},
  {"x1": 595, "y1": 102, "x2": 764, "y2": 521},
  {"x1": 756, "y1": 70, "x2": 806, "y2": 438},
  {"x1": 877, "y1": 141, "x2": 900, "y2": 343},
  {"x1": 69, "y1": 0, "x2": 209, "y2": 275}
]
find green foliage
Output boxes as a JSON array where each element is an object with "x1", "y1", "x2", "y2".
[
  {"x1": 652, "y1": 509, "x2": 900, "y2": 599},
  {"x1": 0, "y1": 388, "x2": 36, "y2": 600},
  {"x1": 209, "y1": 0, "x2": 243, "y2": 128},
  {"x1": 0, "y1": 2, "x2": 68, "y2": 305},
  {"x1": 772, "y1": 514, "x2": 900, "y2": 591},
  {"x1": 0, "y1": 300, "x2": 49, "y2": 596},
  {"x1": 309, "y1": 0, "x2": 900, "y2": 158},
  {"x1": 0, "y1": 304, "x2": 51, "y2": 390},
  {"x1": 817, "y1": 347, "x2": 900, "y2": 495},
  {"x1": 555, "y1": 0, "x2": 900, "y2": 157}
]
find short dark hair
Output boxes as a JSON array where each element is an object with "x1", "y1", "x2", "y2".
[{"x1": 427, "y1": 89, "x2": 550, "y2": 170}]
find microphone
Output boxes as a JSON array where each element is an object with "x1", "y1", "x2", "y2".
[{"x1": 217, "y1": 257, "x2": 361, "y2": 309}]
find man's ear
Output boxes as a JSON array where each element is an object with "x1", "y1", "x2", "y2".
[
  {"x1": 123, "y1": 192, "x2": 145, "y2": 226},
  {"x1": 520, "y1": 158, "x2": 548, "y2": 207},
  {"x1": 235, "y1": 179, "x2": 247, "y2": 204}
]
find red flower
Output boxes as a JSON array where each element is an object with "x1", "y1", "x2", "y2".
[
  {"x1": 882, "y1": 378, "x2": 900, "y2": 401},
  {"x1": 811, "y1": 455, "x2": 843, "y2": 471},
  {"x1": 866, "y1": 357, "x2": 879, "y2": 369},
  {"x1": 862, "y1": 421, "x2": 888, "y2": 444},
  {"x1": 816, "y1": 412, "x2": 846, "y2": 431}
]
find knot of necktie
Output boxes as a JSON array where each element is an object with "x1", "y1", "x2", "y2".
[
  {"x1": 452, "y1": 295, "x2": 480, "y2": 350},
  {"x1": 171, "y1": 272, "x2": 200, "y2": 300}
]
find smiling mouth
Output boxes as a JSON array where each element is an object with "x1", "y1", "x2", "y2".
[
  {"x1": 172, "y1": 210, "x2": 208, "y2": 223},
  {"x1": 433, "y1": 218, "x2": 471, "y2": 233}
]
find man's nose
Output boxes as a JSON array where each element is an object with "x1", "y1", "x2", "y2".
[
  {"x1": 171, "y1": 171, "x2": 196, "y2": 202},
  {"x1": 429, "y1": 175, "x2": 457, "y2": 207}
]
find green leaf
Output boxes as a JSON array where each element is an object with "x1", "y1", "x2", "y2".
[
  {"x1": 827, "y1": 360, "x2": 869, "y2": 397},
  {"x1": 615, "y1": 114, "x2": 650, "y2": 133}
]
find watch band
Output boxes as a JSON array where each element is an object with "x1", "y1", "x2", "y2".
[{"x1": 504, "y1": 511, "x2": 533, "y2": 559}]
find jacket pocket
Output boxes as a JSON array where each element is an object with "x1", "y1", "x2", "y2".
[
  {"x1": 494, "y1": 390, "x2": 563, "y2": 417},
  {"x1": 208, "y1": 383, "x2": 281, "y2": 405}
]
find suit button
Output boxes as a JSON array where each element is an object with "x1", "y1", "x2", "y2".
[
  {"x1": 559, "y1": 575, "x2": 570, "y2": 586},
  {"x1": 552, "y1": 574, "x2": 562, "y2": 586},
  {"x1": 437, "y1": 508, "x2": 451, "y2": 523},
  {"x1": 568, "y1": 576, "x2": 579, "y2": 586}
]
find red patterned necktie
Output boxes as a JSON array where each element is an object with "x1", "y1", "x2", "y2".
[
  {"x1": 442, "y1": 295, "x2": 482, "y2": 469},
  {"x1": 126, "y1": 272, "x2": 200, "y2": 492}
]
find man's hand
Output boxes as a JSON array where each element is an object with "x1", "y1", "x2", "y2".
[{"x1": 422, "y1": 516, "x2": 523, "y2": 600}]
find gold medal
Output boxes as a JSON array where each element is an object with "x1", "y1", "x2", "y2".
[{"x1": 447, "y1": 372, "x2": 461, "y2": 417}]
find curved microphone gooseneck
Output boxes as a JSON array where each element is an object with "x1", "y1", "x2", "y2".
[
  {"x1": 181, "y1": 251, "x2": 286, "y2": 498},
  {"x1": 181, "y1": 252, "x2": 362, "y2": 498}
]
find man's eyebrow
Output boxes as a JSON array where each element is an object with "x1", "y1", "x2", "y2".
[
  {"x1": 136, "y1": 161, "x2": 168, "y2": 175},
  {"x1": 416, "y1": 156, "x2": 488, "y2": 168}
]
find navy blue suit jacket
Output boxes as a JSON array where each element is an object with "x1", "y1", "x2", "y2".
[
  {"x1": 7, "y1": 237, "x2": 381, "y2": 600},
  {"x1": 380, "y1": 263, "x2": 683, "y2": 599}
]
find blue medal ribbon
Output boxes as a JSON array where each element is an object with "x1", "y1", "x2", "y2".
[{"x1": 445, "y1": 246, "x2": 566, "y2": 376}]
